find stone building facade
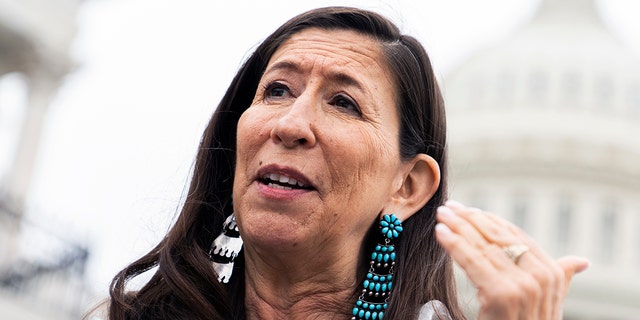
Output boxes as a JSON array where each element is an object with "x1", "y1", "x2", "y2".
[
  {"x1": 0, "y1": 1, "x2": 90, "y2": 319},
  {"x1": 444, "y1": 0, "x2": 640, "y2": 318}
]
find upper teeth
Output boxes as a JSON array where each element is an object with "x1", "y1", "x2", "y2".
[{"x1": 264, "y1": 173, "x2": 305, "y2": 187}]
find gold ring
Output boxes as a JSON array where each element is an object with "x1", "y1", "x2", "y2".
[{"x1": 503, "y1": 244, "x2": 529, "y2": 264}]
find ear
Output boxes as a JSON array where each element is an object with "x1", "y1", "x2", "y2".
[{"x1": 382, "y1": 154, "x2": 441, "y2": 222}]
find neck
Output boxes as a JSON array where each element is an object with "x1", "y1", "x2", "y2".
[{"x1": 242, "y1": 244, "x2": 362, "y2": 319}]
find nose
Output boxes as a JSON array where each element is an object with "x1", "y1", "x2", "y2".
[{"x1": 270, "y1": 94, "x2": 317, "y2": 148}]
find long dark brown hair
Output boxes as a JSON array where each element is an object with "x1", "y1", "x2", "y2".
[{"x1": 108, "y1": 7, "x2": 465, "y2": 320}]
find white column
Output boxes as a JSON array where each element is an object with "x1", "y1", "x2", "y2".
[
  {"x1": 572, "y1": 190, "x2": 597, "y2": 260},
  {"x1": 532, "y1": 186, "x2": 554, "y2": 254},
  {"x1": 6, "y1": 73, "x2": 59, "y2": 211},
  {"x1": 618, "y1": 200, "x2": 636, "y2": 270}
]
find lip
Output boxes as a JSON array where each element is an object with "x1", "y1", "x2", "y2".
[
  {"x1": 255, "y1": 164, "x2": 316, "y2": 190},
  {"x1": 253, "y1": 164, "x2": 317, "y2": 201}
]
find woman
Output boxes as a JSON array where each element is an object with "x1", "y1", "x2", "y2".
[{"x1": 107, "y1": 7, "x2": 589, "y2": 320}]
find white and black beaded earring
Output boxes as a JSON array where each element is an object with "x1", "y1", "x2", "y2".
[{"x1": 209, "y1": 213, "x2": 243, "y2": 283}]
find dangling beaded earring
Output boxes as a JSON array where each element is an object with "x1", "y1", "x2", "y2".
[
  {"x1": 352, "y1": 214, "x2": 403, "y2": 320},
  {"x1": 209, "y1": 213, "x2": 243, "y2": 283}
]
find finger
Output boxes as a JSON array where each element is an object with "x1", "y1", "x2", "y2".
[
  {"x1": 521, "y1": 250, "x2": 565, "y2": 318},
  {"x1": 480, "y1": 210, "x2": 558, "y2": 267},
  {"x1": 436, "y1": 205, "x2": 489, "y2": 250},
  {"x1": 444, "y1": 203, "x2": 550, "y2": 281},
  {"x1": 557, "y1": 256, "x2": 590, "y2": 287},
  {"x1": 481, "y1": 213, "x2": 587, "y2": 319},
  {"x1": 470, "y1": 211, "x2": 567, "y2": 318},
  {"x1": 445, "y1": 201, "x2": 586, "y2": 319},
  {"x1": 435, "y1": 223, "x2": 529, "y2": 291},
  {"x1": 446, "y1": 202, "x2": 539, "y2": 262},
  {"x1": 449, "y1": 205, "x2": 520, "y2": 247},
  {"x1": 554, "y1": 256, "x2": 590, "y2": 318},
  {"x1": 437, "y1": 224, "x2": 540, "y2": 320},
  {"x1": 437, "y1": 206, "x2": 526, "y2": 274},
  {"x1": 446, "y1": 202, "x2": 564, "y2": 318},
  {"x1": 435, "y1": 223, "x2": 502, "y2": 285}
]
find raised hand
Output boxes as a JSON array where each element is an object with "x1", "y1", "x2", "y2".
[{"x1": 435, "y1": 200, "x2": 590, "y2": 319}]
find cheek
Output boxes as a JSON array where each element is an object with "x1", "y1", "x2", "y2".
[
  {"x1": 355, "y1": 125, "x2": 399, "y2": 171},
  {"x1": 234, "y1": 110, "x2": 270, "y2": 189},
  {"x1": 327, "y1": 126, "x2": 399, "y2": 194},
  {"x1": 236, "y1": 111, "x2": 269, "y2": 159},
  {"x1": 321, "y1": 127, "x2": 400, "y2": 233},
  {"x1": 362, "y1": 126, "x2": 398, "y2": 169}
]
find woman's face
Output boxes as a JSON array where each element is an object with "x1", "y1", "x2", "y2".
[{"x1": 234, "y1": 28, "x2": 406, "y2": 254}]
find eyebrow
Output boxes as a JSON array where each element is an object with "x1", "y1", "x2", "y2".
[{"x1": 265, "y1": 60, "x2": 365, "y2": 92}]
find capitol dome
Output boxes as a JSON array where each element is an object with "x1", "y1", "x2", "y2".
[{"x1": 443, "y1": 0, "x2": 640, "y2": 318}]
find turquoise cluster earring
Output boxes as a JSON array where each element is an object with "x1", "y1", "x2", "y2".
[{"x1": 352, "y1": 214, "x2": 403, "y2": 320}]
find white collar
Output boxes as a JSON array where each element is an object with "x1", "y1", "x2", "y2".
[{"x1": 417, "y1": 300, "x2": 452, "y2": 320}]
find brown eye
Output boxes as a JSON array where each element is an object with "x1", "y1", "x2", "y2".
[
  {"x1": 329, "y1": 94, "x2": 361, "y2": 115},
  {"x1": 264, "y1": 82, "x2": 290, "y2": 99}
]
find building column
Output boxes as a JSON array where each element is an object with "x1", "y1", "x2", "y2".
[{"x1": 6, "y1": 72, "x2": 60, "y2": 212}]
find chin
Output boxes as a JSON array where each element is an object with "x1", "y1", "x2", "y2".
[{"x1": 238, "y1": 212, "x2": 311, "y2": 251}]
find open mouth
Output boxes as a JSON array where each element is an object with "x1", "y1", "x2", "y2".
[{"x1": 259, "y1": 173, "x2": 313, "y2": 191}]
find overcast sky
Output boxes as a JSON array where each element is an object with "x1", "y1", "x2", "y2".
[{"x1": 6, "y1": 0, "x2": 639, "y2": 297}]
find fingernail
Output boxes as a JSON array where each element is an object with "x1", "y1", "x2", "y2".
[
  {"x1": 445, "y1": 200, "x2": 465, "y2": 209},
  {"x1": 435, "y1": 223, "x2": 451, "y2": 235},
  {"x1": 437, "y1": 205, "x2": 456, "y2": 217},
  {"x1": 576, "y1": 259, "x2": 591, "y2": 273}
]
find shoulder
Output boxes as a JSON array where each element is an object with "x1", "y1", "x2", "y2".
[
  {"x1": 83, "y1": 299, "x2": 109, "y2": 320},
  {"x1": 417, "y1": 300, "x2": 452, "y2": 320}
]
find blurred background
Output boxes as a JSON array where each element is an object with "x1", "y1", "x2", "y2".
[{"x1": 0, "y1": 0, "x2": 638, "y2": 319}]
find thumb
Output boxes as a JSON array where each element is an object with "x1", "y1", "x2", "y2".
[{"x1": 557, "y1": 255, "x2": 590, "y2": 286}]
